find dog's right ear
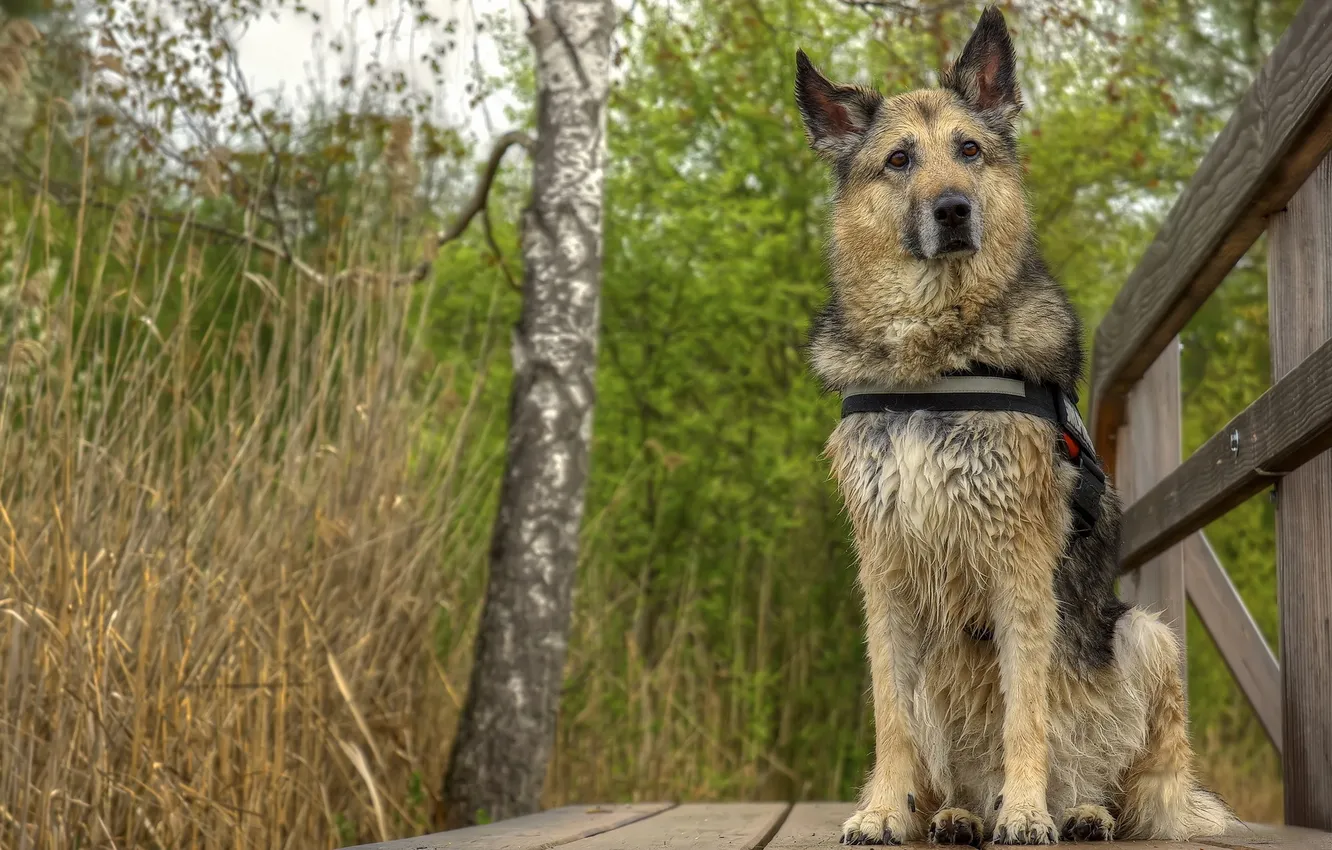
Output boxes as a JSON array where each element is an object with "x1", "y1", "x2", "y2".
[{"x1": 795, "y1": 50, "x2": 881, "y2": 158}]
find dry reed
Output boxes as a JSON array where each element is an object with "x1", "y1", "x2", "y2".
[{"x1": 0, "y1": 142, "x2": 503, "y2": 847}]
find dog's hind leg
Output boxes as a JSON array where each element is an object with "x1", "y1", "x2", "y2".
[
  {"x1": 1114, "y1": 610, "x2": 1236, "y2": 839},
  {"x1": 843, "y1": 577, "x2": 926, "y2": 846}
]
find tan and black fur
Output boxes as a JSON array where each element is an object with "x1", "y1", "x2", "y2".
[{"x1": 795, "y1": 7, "x2": 1235, "y2": 846}]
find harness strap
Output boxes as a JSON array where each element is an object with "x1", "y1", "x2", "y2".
[{"x1": 840, "y1": 368, "x2": 1105, "y2": 537}]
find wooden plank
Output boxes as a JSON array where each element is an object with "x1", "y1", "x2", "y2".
[
  {"x1": 1182, "y1": 533, "x2": 1282, "y2": 751},
  {"x1": 340, "y1": 803, "x2": 674, "y2": 850},
  {"x1": 1116, "y1": 332, "x2": 1332, "y2": 571},
  {"x1": 765, "y1": 803, "x2": 1293, "y2": 849},
  {"x1": 347, "y1": 803, "x2": 1332, "y2": 850},
  {"x1": 562, "y1": 802, "x2": 790, "y2": 850},
  {"x1": 766, "y1": 803, "x2": 847, "y2": 849},
  {"x1": 1268, "y1": 153, "x2": 1332, "y2": 831},
  {"x1": 1088, "y1": 1, "x2": 1332, "y2": 474},
  {"x1": 1210, "y1": 824, "x2": 1332, "y2": 850},
  {"x1": 1115, "y1": 339, "x2": 1186, "y2": 681}
]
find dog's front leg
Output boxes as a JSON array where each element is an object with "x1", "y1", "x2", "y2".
[
  {"x1": 990, "y1": 531, "x2": 1061, "y2": 846},
  {"x1": 843, "y1": 577, "x2": 923, "y2": 846}
]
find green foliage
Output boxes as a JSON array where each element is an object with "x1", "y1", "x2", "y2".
[
  {"x1": 0, "y1": 0, "x2": 42, "y2": 18},
  {"x1": 334, "y1": 813, "x2": 359, "y2": 847}
]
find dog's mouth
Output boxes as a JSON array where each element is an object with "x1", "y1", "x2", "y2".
[
  {"x1": 938, "y1": 237, "x2": 975, "y2": 255},
  {"x1": 905, "y1": 215, "x2": 981, "y2": 261}
]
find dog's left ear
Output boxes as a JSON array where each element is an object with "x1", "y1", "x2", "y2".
[{"x1": 943, "y1": 6, "x2": 1021, "y2": 122}]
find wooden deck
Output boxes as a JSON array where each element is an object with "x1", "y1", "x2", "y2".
[{"x1": 346, "y1": 804, "x2": 1331, "y2": 850}]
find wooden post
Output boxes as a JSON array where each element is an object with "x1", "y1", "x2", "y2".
[
  {"x1": 1268, "y1": 154, "x2": 1332, "y2": 831},
  {"x1": 1116, "y1": 338, "x2": 1187, "y2": 686}
]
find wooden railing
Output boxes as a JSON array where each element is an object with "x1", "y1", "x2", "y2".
[{"x1": 1089, "y1": 0, "x2": 1332, "y2": 831}]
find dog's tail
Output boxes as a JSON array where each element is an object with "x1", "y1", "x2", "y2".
[{"x1": 1114, "y1": 610, "x2": 1239, "y2": 839}]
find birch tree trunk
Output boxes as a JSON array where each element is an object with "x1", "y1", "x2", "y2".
[{"x1": 440, "y1": 0, "x2": 614, "y2": 829}]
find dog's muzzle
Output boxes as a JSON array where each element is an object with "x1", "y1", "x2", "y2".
[{"x1": 925, "y1": 191, "x2": 979, "y2": 257}]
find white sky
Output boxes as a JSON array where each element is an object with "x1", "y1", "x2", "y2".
[{"x1": 234, "y1": 0, "x2": 523, "y2": 147}]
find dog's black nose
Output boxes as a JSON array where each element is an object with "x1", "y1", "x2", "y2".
[{"x1": 933, "y1": 193, "x2": 972, "y2": 228}]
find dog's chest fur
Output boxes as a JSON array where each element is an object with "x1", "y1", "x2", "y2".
[{"x1": 826, "y1": 407, "x2": 1075, "y2": 637}]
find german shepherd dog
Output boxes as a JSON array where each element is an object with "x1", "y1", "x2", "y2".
[{"x1": 795, "y1": 7, "x2": 1235, "y2": 846}]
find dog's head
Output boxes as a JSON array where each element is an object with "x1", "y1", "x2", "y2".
[{"x1": 797, "y1": 7, "x2": 1030, "y2": 311}]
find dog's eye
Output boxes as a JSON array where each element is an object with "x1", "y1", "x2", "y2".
[
  {"x1": 961, "y1": 141, "x2": 981, "y2": 159},
  {"x1": 886, "y1": 151, "x2": 910, "y2": 170}
]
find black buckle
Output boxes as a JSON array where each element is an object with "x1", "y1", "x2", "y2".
[
  {"x1": 1050, "y1": 386, "x2": 1104, "y2": 536},
  {"x1": 1068, "y1": 455, "x2": 1105, "y2": 536},
  {"x1": 1051, "y1": 387, "x2": 1094, "y2": 456}
]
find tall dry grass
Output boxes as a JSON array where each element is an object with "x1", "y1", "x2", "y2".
[{"x1": 0, "y1": 142, "x2": 507, "y2": 846}]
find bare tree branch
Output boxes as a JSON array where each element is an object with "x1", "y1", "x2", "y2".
[
  {"x1": 27, "y1": 124, "x2": 535, "y2": 292},
  {"x1": 223, "y1": 35, "x2": 293, "y2": 262},
  {"x1": 833, "y1": 0, "x2": 953, "y2": 15},
  {"x1": 481, "y1": 205, "x2": 520, "y2": 292},
  {"x1": 25, "y1": 172, "x2": 331, "y2": 285},
  {"x1": 468, "y1": 0, "x2": 497, "y2": 137},
  {"x1": 403, "y1": 129, "x2": 536, "y2": 285},
  {"x1": 830, "y1": 0, "x2": 1128, "y2": 72},
  {"x1": 438, "y1": 131, "x2": 536, "y2": 245}
]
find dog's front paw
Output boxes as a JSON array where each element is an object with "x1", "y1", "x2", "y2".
[
  {"x1": 993, "y1": 804, "x2": 1057, "y2": 845},
  {"x1": 929, "y1": 808, "x2": 984, "y2": 847},
  {"x1": 842, "y1": 807, "x2": 907, "y2": 845},
  {"x1": 1060, "y1": 805, "x2": 1114, "y2": 842}
]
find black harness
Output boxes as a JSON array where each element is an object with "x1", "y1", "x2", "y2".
[{"x1": 839, "y1": 365, "x2": 1106, "y2": 538}]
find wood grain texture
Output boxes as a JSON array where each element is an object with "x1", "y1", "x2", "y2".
[
  {"x1": 341, "y1": 803, "x2": 674, "y2": 850},
  {"x1": 759, "y1": 802, "x2": 1305, "y2": 850},
  {"x1": 764, "y1": 803, "x2": 848, "y2": 849},
  {"x1": 1269, "y1": 153, "x2": 1332, "y2": 830},
  {"x1": 347, "y1": 804, "x2": 1332, "y2": 850},
  {"x1": 1183, "y1": 533, "x2": 1282, "y2": 751},
  {"x1": 1116, "y1": 332, "x2": 1332, "y2": 571},
  {"x1": 1115, "y1": 339, "x2": 1186, "y2": 681},
  {"x1": 1211, "y1": 824, "x2": 1332, "y2": 850},
  {"x1": 1088, "y1": 1, "x2": 1332, "y2": 473},
  {"x1": 560, "y1": 803, "x2": 790, "y2": 850}
]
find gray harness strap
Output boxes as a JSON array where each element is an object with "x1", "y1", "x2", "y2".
[{"x1": 839, "y1": 368, "x2": 1105, "y2": 538}]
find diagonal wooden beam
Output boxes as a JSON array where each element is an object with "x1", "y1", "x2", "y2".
[{"x1": 1183, "y1": 533, "x2": 1282, "y2": 752}]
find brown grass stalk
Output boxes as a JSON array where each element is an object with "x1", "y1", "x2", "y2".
[{"x1": 0, "y1": 151, "x2": 499, "y2": 847}]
